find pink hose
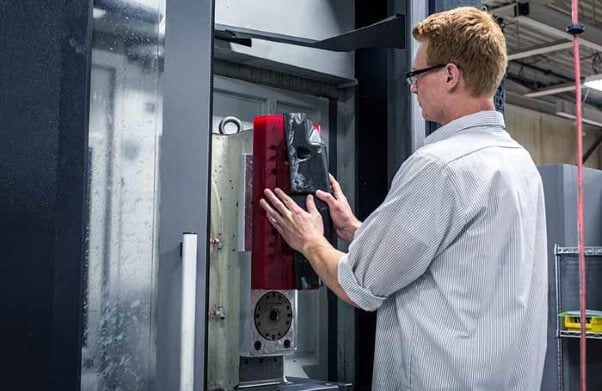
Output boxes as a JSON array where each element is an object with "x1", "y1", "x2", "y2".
[{"x1": 570, "y1": 1, "x2": 587, "y2": 390}]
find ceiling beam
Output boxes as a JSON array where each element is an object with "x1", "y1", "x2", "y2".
[
  {"x1": 491, "y1": 2, "x2": 602, "y2": 53},
  {"x1": 524, "y1": 82, "x2": 576, "y2": 97},
  {"x1": 506, "y1": 91, "x2": 557, "y2": 115},
  {"x1": 506, "y1": 92, "x2": 602, "y2": 130},
  {"x1": 555, "y1": 101, "x2": 602, "y2": 128},
  {"x1": 508, "y1": 40, "x2": 573, "y2": 61}
]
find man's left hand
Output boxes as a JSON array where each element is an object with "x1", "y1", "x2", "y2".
[{"x1": 259, "y1": 188, "x2": 324, "y2": 253}]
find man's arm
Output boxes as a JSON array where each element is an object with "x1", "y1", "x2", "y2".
[{"x1": 301, "y1": 237, "x2": 358, "y2": 308}]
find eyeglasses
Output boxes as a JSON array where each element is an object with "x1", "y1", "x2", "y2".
[{"x1": 405, "y1": 64, "x2": 446, "y2": 86}]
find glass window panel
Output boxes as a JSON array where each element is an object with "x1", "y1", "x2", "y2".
[{"x1": 81, "y1": 1, "x2": 165, "y2": 390}]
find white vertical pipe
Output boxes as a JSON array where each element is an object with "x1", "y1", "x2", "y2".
[{"x1": 181, "y1": 233, "x2": 198, "y2": 391}]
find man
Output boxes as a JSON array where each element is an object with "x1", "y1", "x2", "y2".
[{"x1": 260, "y1": 7, "x2": 547, "y2": 391}]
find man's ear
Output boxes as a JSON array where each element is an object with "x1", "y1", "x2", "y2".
[{"x1": 445, "y1": 63, "x2": 460, "y2": 89}]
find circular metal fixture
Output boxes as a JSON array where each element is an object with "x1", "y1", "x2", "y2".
[
  {"x1": 218, "y1": 116, "x2": 243, "y2": 135},
  {"x1": 254, "y1": 291, "x2": 292, "y2": 341}
]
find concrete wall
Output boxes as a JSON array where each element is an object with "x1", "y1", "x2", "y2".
[{"x1": 505, "y1": 104, "x2": 602, "y2": 169}]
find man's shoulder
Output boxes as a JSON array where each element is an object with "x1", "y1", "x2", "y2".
[{"x1": 417, "y1": 129, "x2": 523, "y2": 165}]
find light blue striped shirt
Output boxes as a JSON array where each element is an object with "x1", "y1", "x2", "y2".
[{"x1": 338, "y1": 111, "x2": 548, "y2": 390}]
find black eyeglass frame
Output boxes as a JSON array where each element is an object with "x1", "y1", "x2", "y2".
[{"x1": 405, "y1": 64, "x2": 446, "y2": 86}]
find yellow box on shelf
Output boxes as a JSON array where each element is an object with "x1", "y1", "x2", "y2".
[{"x1": 559, "y1": 310, "x2": 602, "y2": 332}]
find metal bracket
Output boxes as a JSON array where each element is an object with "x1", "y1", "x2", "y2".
[
  {"x1": 215, "y1": 14, "x2": 405, "y2": 52},
  {"x1": 516, "y1": 2, "x2": 530, "y2": 17},
  {"x1": 583, "y1": 134, "x2": 602, "y2": 165}
]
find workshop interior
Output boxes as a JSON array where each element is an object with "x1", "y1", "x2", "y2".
[{"x1": 2, "y1": 0, "x2": 602, "y2": 391}]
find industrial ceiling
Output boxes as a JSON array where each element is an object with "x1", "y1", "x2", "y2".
[{"x1": 485, "y1": 0, "x2": 602, "y2": 125}]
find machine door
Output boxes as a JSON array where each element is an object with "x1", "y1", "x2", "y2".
[{"x1": 80, "y1": 0, "x2": 212, "y2": 391}]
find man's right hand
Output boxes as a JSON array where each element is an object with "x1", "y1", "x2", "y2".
[{"x1": 316, "y1": 174, "x2": 361, "y2": 243}]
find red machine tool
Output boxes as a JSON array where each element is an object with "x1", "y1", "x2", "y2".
[
  {"x1": 251, "y1": 115, "x2": 296, "y2": 290},
  {"x1": 252, "y1": 113, "x2": 332, "y2": 291}
]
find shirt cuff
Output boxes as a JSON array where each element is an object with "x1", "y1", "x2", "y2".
[
  {"x1": 337, "y1": 253, "x2": 386, "y2": 312},
  {"x1": 352, "y1": 223, "x2": 362, "y2": 241}
]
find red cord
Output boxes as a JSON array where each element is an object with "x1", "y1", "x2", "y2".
[{"x1": 571, "y1": 1, "x2": 587, "y2": 391}]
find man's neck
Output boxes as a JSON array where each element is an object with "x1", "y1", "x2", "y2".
[{"x1": 439, "y1": 97, "x2": 495, "y2": 126}]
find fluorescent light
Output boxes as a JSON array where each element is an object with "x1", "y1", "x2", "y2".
[
  {"x1": 584, "y1": 74, "x2": 602, "y2": 92},
  {"x1": 93, "y1": 8, "x2": 107, "y2": 19}
]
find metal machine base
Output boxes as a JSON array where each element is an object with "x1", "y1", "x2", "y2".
[{"x1": 237, "y1": 377, "x2": 351, "y2": 391}]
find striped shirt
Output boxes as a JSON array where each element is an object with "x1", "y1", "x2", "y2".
[{"x1": 338, "y1": 111, "x2": 547, "y2": 390}]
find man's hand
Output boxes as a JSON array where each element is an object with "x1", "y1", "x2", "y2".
[
  {"x1": 316, "y1": 174, "x2": 361, "y2": 242},
  {"x1": 260, "y1": 187, "x2": 358, "y2": 308},
  {"x1": 259, "y1": 188, "x2": 327, "y2": 253}
]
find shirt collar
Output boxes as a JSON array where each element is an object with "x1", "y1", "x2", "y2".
[{"x1": 423, "y1": 110, "x2": 506, "y2": 146}]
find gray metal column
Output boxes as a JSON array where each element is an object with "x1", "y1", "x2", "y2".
[
  {"x1": 157, "y1": 0, "x2": 214, "y2": 391},
  {"x1": 539, "y1": 165, "x2": 602, "y2": 391},
  {"x1": 335, "y1": 86, "x2": 357, "y2": 385},
  {"x1": 388, "y1": 0, "x2": 428, "y2": 182},
  {"x1": 408, "y1": 1, "x2": 429, "y2": 153}
]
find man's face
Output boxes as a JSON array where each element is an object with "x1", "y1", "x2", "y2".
[{"x1": 411, "y1": 42, "x2": 445, "y2": 123}]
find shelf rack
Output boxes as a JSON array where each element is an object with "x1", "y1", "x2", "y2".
[{"x1": 554, "y1": 245, "x2": 602, "y2": 391}]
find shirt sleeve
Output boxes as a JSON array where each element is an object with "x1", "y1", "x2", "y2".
[{"x1": 337, "y1": 153, "x2": 465, "y2": 311}]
